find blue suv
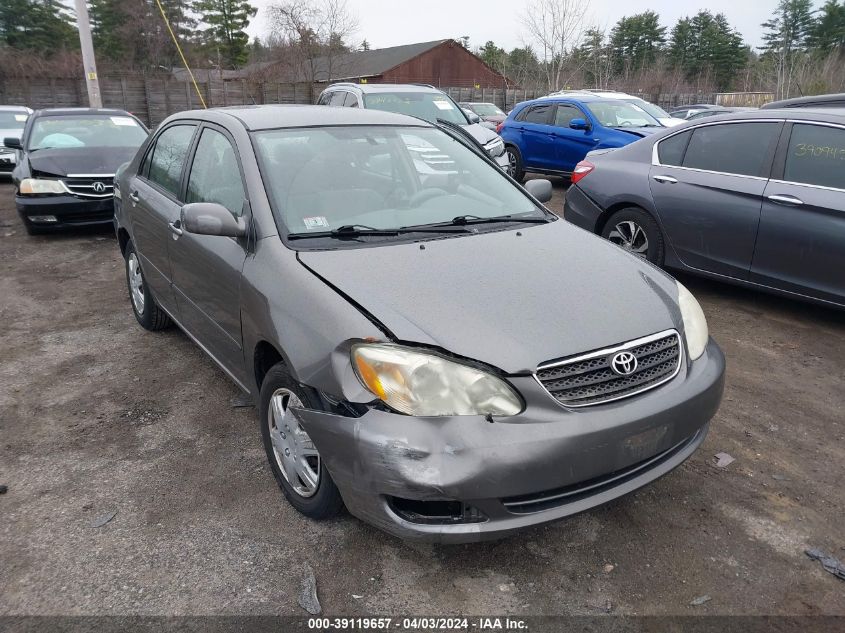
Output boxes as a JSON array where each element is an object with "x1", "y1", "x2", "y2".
[{"x1": 499, "y1": 94, "x2": 663, "y2": 181}]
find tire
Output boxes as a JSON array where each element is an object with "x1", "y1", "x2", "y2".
[
  {"x1": 505, "y1": 145, "x2": 525, "y2": 182},
  {"x1": 601, "y1": 207, "x2": 665, "y2": 266},
  {"x1": 259, "y1": 362, "x2": 344, "y2": 520},
  {"x1": 124, "y1": 241, "x2": 171, "y2": 331}
]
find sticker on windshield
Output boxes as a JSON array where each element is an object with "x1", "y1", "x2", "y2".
[
  {"x1": 14, "y1": 114, "x2": 27, "y2": 122},
  {"x1": 433, "y1": 100, "x2": 453, "y2": 110},
  {"x1": 111, "y1": 116, "x2": 137, "y2": 126},
  {"x1": 303, "y1": 216, "x2": 329, "y2": 230}
]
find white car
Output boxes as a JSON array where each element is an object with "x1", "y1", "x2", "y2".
[
  {"x1": 543, "y1": 90, "x2": 682, "y2": 127},
  {"x1": 0, "y1": 105, "x2": 33, "y2": 177}
]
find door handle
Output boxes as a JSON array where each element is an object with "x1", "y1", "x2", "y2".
[
  {"x1": 128, "y1": 190, "x2": 140, "y2": 204},
  {"x1": 767, "y1": 194, "x2": 803, "y2": 206},
  {"x1": 168, "y1": 220, "x2": 183, "y2": 238},
  {"x1": 653, "y1": 175, "x2": 678, "y2": 184}
]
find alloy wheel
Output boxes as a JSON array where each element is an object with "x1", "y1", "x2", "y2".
[
  {"x1": 267, "y1": 388, "x2": 320, "y2": 498},
  {"x1": 607, "y1": 221, "x2": 649, "y2": 258},
  {"x1": 127, "y1": 252, "x2": 145, "y2": 315}
]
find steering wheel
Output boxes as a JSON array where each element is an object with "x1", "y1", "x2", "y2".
[{"x1": 407, "y1": 187, "x2": 449, "y2": 207}]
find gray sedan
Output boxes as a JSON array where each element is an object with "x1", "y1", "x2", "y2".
[
  {"x1": 114, "y1": 105, "x2": 724, "y2": 542},
  {"x1": 565, "y1": 109, "x2": 845, "y2": 310}
]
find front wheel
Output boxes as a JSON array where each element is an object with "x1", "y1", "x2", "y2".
[
  {"x1": 259, "y1": 363, "x2": 344, "y2": 519},
  {"x1": 601, "y1": 208, "x2": 665, "y2": 266},
  {"x1": 124, "y1": 241, "x2": 171, "y2": 331}
]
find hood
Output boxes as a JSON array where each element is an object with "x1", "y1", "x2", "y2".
[
  {"x1": 612, "y1": 126, "x2": 662, "y2": 139},
  {"x1": 462, "y1": 122, "x2": 499, "y2": 146},
  {"x1": 299, "y1": 220, "x2": 681, "y2": 373},
  {"x1": 26, "y1": 146, "x2": 140, "y2": 177}
]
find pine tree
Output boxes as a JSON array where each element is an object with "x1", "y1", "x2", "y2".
[
  {"x1": 193, "y1": 0, "x2": 257, "y2": 69},
  {"x1": 609, "y1": 11, "x2": 666, "y2": 77},
  {"x1": 760, "y1": 0, "x2": 815, "y2": 98},
  {"x1": 0, "y1": 0, "x2": 77, "y2": 52},
  {"x1": 807, "y1": 0, "x2": 845, "y2": 55},
  {"x1": 668, "y1": 11, "x2": 747, "y2": 90}
]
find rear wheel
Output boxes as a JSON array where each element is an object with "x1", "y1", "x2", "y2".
[
  {"x1": 505, "y1": 145, "x2": 525, "y2": 182},
  {"x1": 124, "y1": 241, "x2": 171, "y2": 331},
  {"x1": 259, "y1": 362, "x2": 344, "y2": 519},
  {"x1": 601, "y1": 208, "x2": 665, "y2": 266}
]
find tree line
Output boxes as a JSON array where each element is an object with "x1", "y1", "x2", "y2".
[{"x1": 1, "y1": 0, "x2": 844, "y2": 101}]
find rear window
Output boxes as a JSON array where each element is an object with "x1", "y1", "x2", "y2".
[
  {"x1": 682, "y1": 122, "x2": 780, "y2": 177},
  {"x1": 518, "y1": 105, "x2": 552, "y2": 124},
  {"x1": 783, "y1": 123, "x2": 845, "y2": 190},
  {"x1": 657, "y1": 131, "x2": 691, "y2": 166}
]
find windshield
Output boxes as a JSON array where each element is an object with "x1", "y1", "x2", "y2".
[
  {"x1": 0, "y1": 111, "x2": 28, "y2": 131},
  {"x1": 253, "y1": 125, "x2": 542, "y2": 242},
  {"x1": 586, "y1": 101, "x2": 661, "y2": 128},
  {"x1": 363, "y1": 92, "x2": 468, "y2": 125},
  {"x1": 28, "y1": 115, "x2": 147, "y2": 150},
  {"x1": 470, "y1": 103, "x2": 505, "y2": 117},
  {"x1": 624, "y1": 98, "x2": 669, "y2": 120}
]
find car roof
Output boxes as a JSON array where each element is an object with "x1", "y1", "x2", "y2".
[
  {"x1": 0, "y1": 105, "x2": 32, "y2": 113},
  {"x1": 679, "y1": 108, "x2": 845, "y2": 124},
  {"x1": 171, "y1": 104, "x2": 432, "y2": 131},
  {"x1": 324, "y1": 83, "x2": 442, "y2": 94},
  {"x1": 761, "y1": 93, "x2": 845, "y2": 109},
  {"x1": 535, "y1": 93, "x2": 615, "y2": 104},
  {"x1": 32, "y1": 107, "x2": 134, "y2": 117}
]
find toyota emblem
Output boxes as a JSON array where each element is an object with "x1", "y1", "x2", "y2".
[
  {"x1": 92, "y1": 181, "x2": 106, "y2": 193},
  {"x1": 610, "y1": 351, "x2": 638, "y2": 376}
]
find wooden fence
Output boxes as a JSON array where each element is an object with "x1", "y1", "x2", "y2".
[{"x1": 0, "y1": 76, "x2": 775, "y2": 127}]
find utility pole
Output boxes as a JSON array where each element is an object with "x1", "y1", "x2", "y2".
[{"x1": 73, "y1": 0, "x2": 103, "y2": 108}]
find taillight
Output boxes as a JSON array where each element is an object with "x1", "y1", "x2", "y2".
[
  {"x1": 571, "y1": 160, "x2": 594, "y2": 184},
  {"x1": 496, "y1": 121, "x2": 504, "y2": 133}
]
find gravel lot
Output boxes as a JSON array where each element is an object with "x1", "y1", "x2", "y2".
[{"x1": 1, "y1": 177, "x2": 843, "y2": 616}]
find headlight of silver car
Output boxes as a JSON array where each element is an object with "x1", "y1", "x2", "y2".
[
  {"x1": 677, "y1": 282, "x2": 708, "y2": 360},
  {"x1": 19, "y1": 178, "x2": 66, "y2": 195},
  {"x1": 351, "y1": 343, "x2": 522, "y2": 416},
  {"x1": 484, "y1": 137, "x2": 505, "y2": 158}
]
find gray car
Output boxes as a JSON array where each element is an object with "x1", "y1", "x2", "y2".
[
  {"x1": 114, "y1": 105, "x2": 724, "y2": 543},
  {"x1": 317, "y1": 83, "x2": 510, "y2": 171},
  {"x1": 565, "y1": 109, "x2": 845, "y2": 309}
]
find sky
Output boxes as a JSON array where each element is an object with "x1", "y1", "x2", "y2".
[{"x1": 245, "y1": 0, "x2": 785, "y2": 52}]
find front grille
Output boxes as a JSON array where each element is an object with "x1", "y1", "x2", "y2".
[
  {"x1": 536, "y1": 330, "x2": 682, "y2": 407},
  {"x1": 61, "y1": 176, "x2": 114, "y2": 199},
  {"x1": 501, "y1": 430, "x2": 700, "y2": 514}
]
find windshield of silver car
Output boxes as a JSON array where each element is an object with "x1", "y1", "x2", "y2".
[
  {"x1": 28, "y1": 115, "x2": 147, "y2": 151},
  {"x1": 586, "y1": 101, "x2": 661, "y2": 128},
  {"x1": 254, "y1": 125, "x2": 544, "y2": 238}
]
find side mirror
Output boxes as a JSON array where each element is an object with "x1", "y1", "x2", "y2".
[
  {"x1": 569, "y1": 118, "x2": 589, "y2": 131},
  {"x1": 524, "y1": 179, "x2": 553, "y2": 203},
  {"x1": 181, "y1": 202, "x2": 246, "y2": 237},
  {"x1": 3, "y1": 137, "x2": 22, "y2": 150},
  {"x1": 464, "y1": 109, "x2": 481, "y2": 124}
]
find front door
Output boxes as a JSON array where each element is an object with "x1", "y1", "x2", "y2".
[
  {"x1": 551, "y1": 103, "x2": 597, "y2": 173},
  {"x1": 169, "y1": 125, "x2": 250, "y2": 386},
  {"x1": 129, "y1": 123, "x2": 198, "y2": 315},
  {"x1": 751, "y1": 122, "x2": 845, "y2": 304},
  {"x1": 648, "y1": 121, "x2": 782, "y2": 279},
  {"x1": 517, "y1": 103, "x2": 557, "y2": 172}
]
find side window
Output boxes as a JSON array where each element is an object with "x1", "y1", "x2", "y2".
[
  {"x1": 329, "y1": 91, "x2": 346, "y2": 107},
  {"x1": 657, "y1": 130, "x2": 691, "y2": 166},
  {"x1": 186, "y1": 128, "x2": 246, "y2": 217},
  {"x1": 317, "y1": 93, "x2": 331, "y2": 106},
  {"x1": 343, "y1": 92, "x2": 359, "y2": 108},
  {"x1": 147, "y1": 124, "x2": 196, "y2": 197},
  {"x1": 783, "y1": 124, "x2": 845, "y2": 190},
  {"x1": 683, "y1": 122, "x2": 780, "y2": 177},
  {"x1": 553, "y1": 105, "x2": 584, "y2": 128},
  {"x1": 522, "y1": 105, "x2": 552, "y2": 125}
]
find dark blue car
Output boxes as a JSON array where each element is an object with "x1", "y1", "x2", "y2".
[{"x1": 500, "y1": 94, "x2": 663, "y2": 181}]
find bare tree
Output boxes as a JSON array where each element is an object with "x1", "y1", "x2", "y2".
[
  {"x1": 522, "y1": 0, "x2": 590, "y2": 91},
  {"x1": 266, "y1": 0, "x2": 358, "y2": 84}
]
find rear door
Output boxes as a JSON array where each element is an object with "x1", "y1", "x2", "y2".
[
  {"x1": 648, "y1": 120, "x2": 782, "y2": 278},
  {"x1": 514, "y1": 103, "x2": 557, "y2": 171},
  {"x1": 550, "y1": 103, "x2": 597, "y2": 173},
  {"x1": 751, "y1": 122, "x2": 845, "y2": 304},
  {"x1": 169, "y1": 124, "x2": 251, "y2": 385},
  {"x1": 128, "y1": 123, "x2": 198, "y2": 315}
]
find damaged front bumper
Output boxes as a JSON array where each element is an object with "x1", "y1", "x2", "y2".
[{"x1": 294, "y1": 339, "x2": 724, "y2": 543}]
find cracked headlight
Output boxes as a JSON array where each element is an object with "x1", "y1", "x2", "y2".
[
  {"x1": 352, "y1": 343, "x2": 522, "y2": 416},
  {"x1": 677, "y1": 282, "x2": 708, "y2": 360},
  {"x1": 19, "y1": 178, "x2": 66, "y2": 195}
]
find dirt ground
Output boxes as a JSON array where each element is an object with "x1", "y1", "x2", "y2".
[{"x1": 1, "y1": 178, "x2": 843, "y2": 617}]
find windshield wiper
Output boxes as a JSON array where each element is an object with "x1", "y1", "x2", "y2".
[
  {"x1": 431, "y1": 214, "x2": 551, "y2": 228},
  {"x1": 287, "y1": 223, "x2": 469, "y2": 240}
]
